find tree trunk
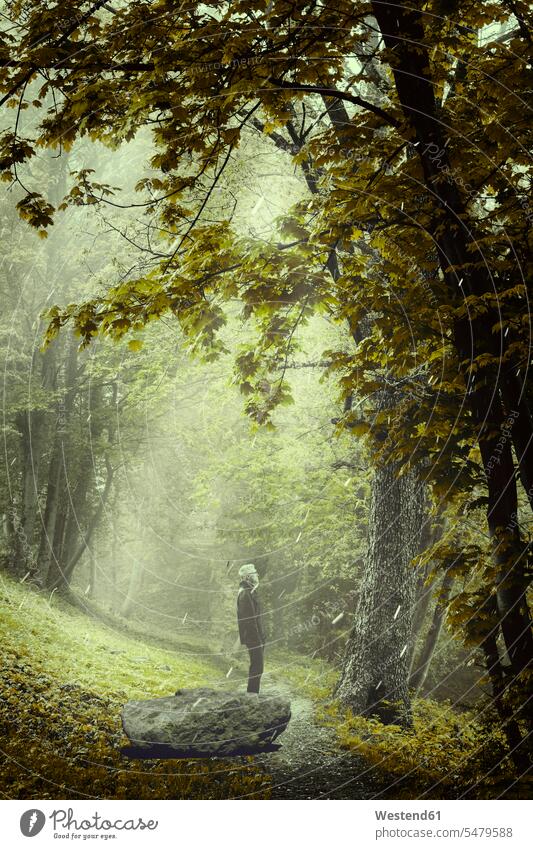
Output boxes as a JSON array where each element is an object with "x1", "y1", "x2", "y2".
[
  {"x1": 35, "y1": 436, "x2": 62, "y2": 586},
  {"x1": 410, "y1": 563, "x2": 433, "y2": 639},
  {"x1": 49, "y1": 455, "x2": 114, "y2": 591},
  {"x1": 284, "y1": 103, "x2": 431, "y2": 724},
  {"x1": 38, "y1": 335, "x2": 78, "y2": 589},
  {"x1": 335, "y1": 390, "x2": 425, "y2": 726},
  {"x1": 8, "y1": 341, "x2": 57, "y2": 577},
  {"x1": 481, "y1": 621, "x2": 530, "y2": 772},
  {"x1": 18, "y1": 155, "x2": 70, "y2": 579},
  {"x1": 59, "y1": 448, "x2": 94, "y2": 580}
]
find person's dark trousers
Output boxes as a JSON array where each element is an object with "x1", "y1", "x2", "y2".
[{"x1": 247, "y1": 645, "x2": 264, "y2": 693}]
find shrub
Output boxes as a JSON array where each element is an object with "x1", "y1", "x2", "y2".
[{"x1": 321, "y1": 697, "x2": 531, "y2": 799}]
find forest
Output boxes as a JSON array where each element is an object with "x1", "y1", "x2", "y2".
[{"x1": 0, "y1": 0, "x2": 532, "y2": 800}]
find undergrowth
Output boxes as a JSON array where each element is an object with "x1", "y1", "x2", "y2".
[{"x1": 321, "y1": 697, "x2": 532, "y2": 799}]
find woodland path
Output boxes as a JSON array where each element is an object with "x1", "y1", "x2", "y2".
[{"x1": 250, "y1": 681, "x2": 377, "y2": 800}]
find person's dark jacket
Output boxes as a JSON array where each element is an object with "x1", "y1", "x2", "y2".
[{"x1": 237, "y1": 581, "x2": 265, "y2": 648}]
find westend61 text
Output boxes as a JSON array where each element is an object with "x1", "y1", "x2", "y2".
[{"x1": 375, "y1": 810, "x2": 441, "y2": 821}]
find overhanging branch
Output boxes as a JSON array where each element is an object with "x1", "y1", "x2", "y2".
[{"x1": 269, "y1": 78, "x2": 400, "y2": 128}]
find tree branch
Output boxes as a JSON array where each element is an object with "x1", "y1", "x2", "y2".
[
  {"x1": 269, "y1": 78, "x2": 400, "y2": 128},
  {"x1": 0, "y1": 0, "x2": 109, "y2": 108}
]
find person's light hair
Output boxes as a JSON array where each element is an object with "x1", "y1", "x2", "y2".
[{"x1": 238, "y1": 563, "x2": 257, "y2": 578}]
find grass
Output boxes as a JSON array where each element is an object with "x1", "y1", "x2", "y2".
[
  {"x1": 0, "y1": 573, "x2": 270, "y2": 799},
  {"x1": 267, "y1": 647, "x2": 337, "y2": 700},
  {"x1": 0, "y1": 576, "x2": 225, "y2": 699}
]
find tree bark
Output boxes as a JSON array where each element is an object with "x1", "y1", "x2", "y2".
[{"x1": 335, "y1": 389, "x2": 426, "y2": 726}]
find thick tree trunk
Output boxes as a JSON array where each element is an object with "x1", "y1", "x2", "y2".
[
  {"x1": 285, "y1": 101, "x2": 431, "y2": 724},
  {"x1": 335, "y1": 391, "x2": 426, "y2": 726}
]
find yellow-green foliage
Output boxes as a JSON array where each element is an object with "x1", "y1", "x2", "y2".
[
  {"x1": 0, "y1": 575, "x2": 270, "y2": 799},
  {"x1": 323, "y1": 698, "x2": 531, "y2": 799}
]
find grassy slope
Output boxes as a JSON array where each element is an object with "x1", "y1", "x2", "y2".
[{"x1": 0, "y1": 573, "x2": 270, "y2": 799}]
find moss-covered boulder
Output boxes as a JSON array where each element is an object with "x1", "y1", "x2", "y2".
[{"x1": 121, "y1": 687, "x2": 291, "y2": 757}]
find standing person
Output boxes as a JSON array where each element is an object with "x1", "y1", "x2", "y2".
[{"x1": 236, "y1": 563, "x2": 265, "y2": 694}]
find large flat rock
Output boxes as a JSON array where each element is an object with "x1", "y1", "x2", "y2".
[{"x1": 121, "y1": 687, "x2": 291, "y2": 757}]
